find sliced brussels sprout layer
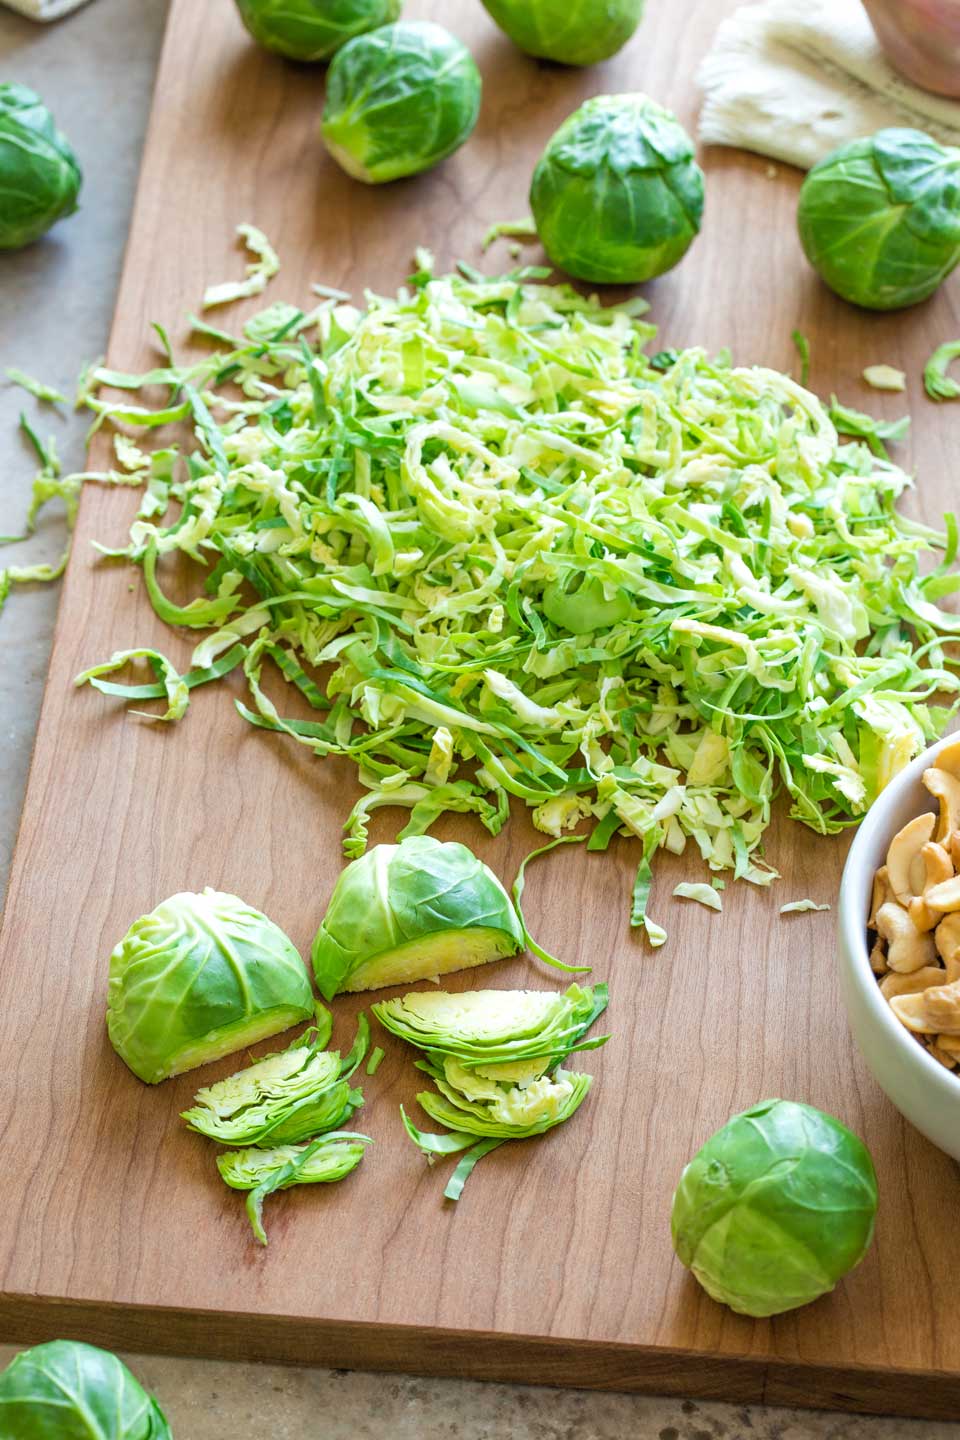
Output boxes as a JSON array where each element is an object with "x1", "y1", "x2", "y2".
[
  {"x1": 107, "y1": 887, "x2": 315, "y2": 1084},
  {"x1": 218, "y1": 1132, "x2": 372, "y2": 1245},
  {"x1": 385, "y1": 983, "x2": 609, "y2": 1198},
  {"x1": 181, "y1": 1008, "x2": 369, "y2": 1145},
  {"x1": 670, "y1": 1098, "x2": 878, "y2": 1317},
  {"x1": 0, "y1": 1339, "x2": 172, "y2": 1440},
  {"x1": 312, "y1": 836, "x2": 524, "y2": 999}
]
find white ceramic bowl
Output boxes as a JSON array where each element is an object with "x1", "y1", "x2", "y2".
[{"x1": 838, "y1": 733, "x2": 960, "y2": 1160}]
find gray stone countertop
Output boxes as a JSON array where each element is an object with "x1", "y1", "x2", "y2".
[{"x1": 0, "y1": 2, "x2": 955, "y2": 1435}]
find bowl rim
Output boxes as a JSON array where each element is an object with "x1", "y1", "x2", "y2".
[{"x1": 839, "y1": 731, "x2": 960, "y2": 1105}]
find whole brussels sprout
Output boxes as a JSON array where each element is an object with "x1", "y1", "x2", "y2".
[
  {"x1": 312, "y1": 836, "x2": 524, "y2": 998},
  {"x1": 107, "y1": 888, "x2": 315, "y2": 1083},
  {"x1": 481, "y1": 0, "x2": 644, "y2": 66},
  {"x1": 671, "y1": 1099, "x2": 878, "y2": 1318},
  {"x1": 320, "y1": 20, "x2": 482, "y2": 183},
  {"x1": 530, "y1": 94, "x2": 704, "y2": 284},
  {"x1": 0, "y1": 1340, "x2": 171, "y2": 1439},
  {"x1": 233, "y1": 0, "x2": 402, "y2": 62},
  {"x1": 798, "y1": 128, "x2": 960, "y2": 310},
  {"x1": 0, "y1": 84, "x2": 82, "y2": 251}
]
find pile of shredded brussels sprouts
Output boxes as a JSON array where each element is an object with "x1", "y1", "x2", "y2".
[{"x1": 72, "y1": 250, "x2": 960, "y2": 941}]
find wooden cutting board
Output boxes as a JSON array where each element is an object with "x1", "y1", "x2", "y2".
[{"x1": 3, "y1": 0, "x2": 960, "y2": 1419}]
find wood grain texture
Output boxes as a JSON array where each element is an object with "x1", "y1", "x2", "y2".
[{"x1": 2, "y1": 0, "x2": 960, "y2": 1418}]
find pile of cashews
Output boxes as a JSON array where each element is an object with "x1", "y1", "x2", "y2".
[{"x1": 869, "y1": 737, "x2": 960, "y2": 1070}]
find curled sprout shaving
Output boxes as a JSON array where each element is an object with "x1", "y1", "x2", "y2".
[
  {"x1": 202, "y1": 223, "x2": 280, "y2": 310},
  {"x1": 65, "y1": 252, "x2": 960, "y2": 937},
  {"x1": 924, "y1": 340, "x2": 960, "y2": 402}
]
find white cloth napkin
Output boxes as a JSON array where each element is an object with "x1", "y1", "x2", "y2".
[
  {"x1": 0, "y1": 0, "x2": 92, "y2": 19},
  {"x1": 698, "y1": 0, "x2": 960, "y2": 170}
]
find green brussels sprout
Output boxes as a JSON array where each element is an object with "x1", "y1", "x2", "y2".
[
  {"x1": 480, "y1": 0, "x2": 645, "y2": 66},
  {"x1": 181, "y1": 1007, "x2": 368, "y2": 1145},
  {"x1": 530, "y1": 94, "x2": 705, "y2": 285},
  {"x1": 218, "y1": 1131, "x2": 372, "y2": 1244},
  {"x1": 0, "y1": 84, "x2": 82, "y2": 251},
  {"x1": 671, "y1": 1099, "x2": 878, "y2": 1318},
  {"x1": 320, "y1": 20, "x2": 482, "y2": 183},
  {"x1": 412, "y1": 1062, "x2": 593, "y2": 1140},
  {"x1": 372, "y1": 981, "x2": 609, "y2": 1066},
  {"x1": 0, "y1": 1340, "x2": 171, "y2": 1439},
  {"x1": 312, "y1": 836, "x2": 524, "y2": 998},
  {"x1": 107, "y1": 888, "x2": 315, "y2": 1084},
  {"x1": 233, "y1": 0, "x2": 402, "y2": 62},
  {"x1": 797, "y1": 128, "x2": 960, "y2": 310}
]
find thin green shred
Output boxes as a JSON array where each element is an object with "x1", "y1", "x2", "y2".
[
  {"x1": 924, "y1": 340, "x2": 960, "y2": 402},
  {"x1": 8, "y1": 244, "x2": 960, "y2": 941},
  {"x1": 673, "y1": 881, "x2": 722, "y2": 911},
  {"x1": 202, "y1": 222, "x2": 281, "y2": 310},
  {"x1": 5, "y1": 367, "x2": 66, "y2": 404},
  {"x1": 481, "y1": 218, "x2": 538, "y2": 252},
  {"x1": 791, "y1": 330, "x2": 810, "y2": 388},
  {"x1": 779, "y1": 898, "x2": 831, "y2": 913},
  {"x1": 366, "y1": 1045, "x2": 385, "y2": 1076}
]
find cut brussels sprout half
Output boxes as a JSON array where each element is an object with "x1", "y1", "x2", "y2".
[
  {"x1": 107, "y1": 887, "x2": 315, "y2": 1084},
  {"x1": 181, "y1": 1008, "x2": 369, "y2": 1146},
  {"x1": 671, "y1": 1099, "x2": 878, "y2": 1317},
  {"x1": 234, "y1": 0, "x2": 402, "y2": 62},
  {"x1": 386, "y1": 983, "x2": 609, "y2": 1197},
  {"x1": 480, "y1": 0, "x2": 645, "y2": 66},
  {"x1": 0, "y1": 1339, "x2": 172, "y2": 1439},
  {"x1": 312, "y1": 836, "x2": 524, "y2": 999},
  {"x1": 320, "y1": 21, "x2": 481, "y2": 183},
  {"x1": 218, "y1": 1132, "x2": 372, "y2": 1244}
]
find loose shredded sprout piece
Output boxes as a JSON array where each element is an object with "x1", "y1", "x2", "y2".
[
  {"x1": 791, "y1": 330, "x2": 810, "y2": 388},
  {"x1": 202, "y1": 223, "x2": 281, "y2": 310},
  {"x1": 827, "y1": 398, "x2": 910, "y2": 458},
  {"x1": 366, "y1": 1045, "x2": 385, "y2": 1076},
  {"x1": 779, "y1": 898, "x2": 831, "y2": 913},
  {"x1": 481, "y1": 218, "x2": 539, "y2": 252},
  {"x1": 863, "y1": 365, "x2": 906, "y2": 393},
  {"x1": 63, "y1": 252, "x2": 960, "y2": 938},
  {"x1": 5, "y1": 367, "x2": 66, "y2": 404},
  {"x1": 924, "y1": 340, "x2": 960, "y2": 402},
  {"x1": 673, "y1": 881, "x2": 722, "y2": 912}
]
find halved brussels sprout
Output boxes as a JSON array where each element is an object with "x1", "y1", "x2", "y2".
[
  {"x1": 0, "y1": 84, "x2": 82, "y2": 251},
  {"x1": 312, "y1": 836, "x2": 524, "y2": 999},
  {"x1": 320, "y1": 20, "x2": 482, "y2": 183},
  {"x1": 181, "y1": 1008, "x2": 368, "y2": 1145},
  {"x1": 372, "y1": 981, "x2": 608, "y2": 1064},
  {"x1": 218, "y1": 1132, "x2": 372, "y2": 1244},
  {"x1": 671, "y1": 1099, "x2": 878, "y2": 1317},
  {"x1": 530, "y1": 94, "x2": 704, "y2": 284},
  {"x1": 480, "y1": 0, "x2": 645, "y2": 66},
  {"x1": 0, "y1": 1340, "x2": 171, "y2": 1439},
  {"x1": 234, "y1": 0, "x2": 402, "y2": 62},
  {"x1": 107, "y1": 888, "x2": 315, "y2": 1084}
]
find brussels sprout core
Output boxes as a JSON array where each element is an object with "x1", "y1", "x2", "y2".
[
  {"x1": 798, "y1": 128, "x2": 960, "y2": 310},
  {"x1": 671, "y1": 1099, "x2": 878, "y2": 1317},
  {"x1": 312, "y1": 836, "x2": 524, "y2": 998},
  {"x1": 481, "y1": 0, "x2": 645, "y2": 66},
  {"x1": 0, "y1": 84, "x2": 82, "y2": 251},
  {"x1": 321, "y1": 21, "x2": 482, "y2": 184},
  {"x1": 530, "y1": 94, "x2": 704, "y2": 284},
  {"x1": 107, "y1": 888, "x2": 315, "y2": 1084},
  {"x1": 234, "y1": 0, "x2": 402, "y2": 62}
]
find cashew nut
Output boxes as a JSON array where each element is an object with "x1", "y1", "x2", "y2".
[
  {"x1": 949, "y1": 832, "x2": 960, "y2": 871},
  {"x1": 935, "y1": 912, "x2": 960, "y2": 984},
  {"x1": 880, "y1": 966, "x2": 947, "y2": 1001},
  {"x1": 927, "y1": 1040, "x2": 958, "y2": 1070},
  {"x1": 875, "y1": 901, "x2": 938, "y2": 973},
  {"x1": 868, "y1": 865, "x2": 895, "y2": 929},
  {"x1": 889, "y1": 991, "x2": 938, "y2": 1033},
  {"x1": 869, "y1": 938, "x2": 888, "y2": 975},
  {"x1": 922, "y1": 768, "x2": 960, "y2": 843},
  {"x1": 886, "y1": 811, "x2": 936, "y2": 904},
  {"x1": 908, "y1": 842, "x2": 955, "y2": 930},
  {"x1": 921, "y1": 874, "x2": 960, "y2": 915},
  {"x1": 918, "y1": 979, "x2": 960, "y2": 1035},
  {"x1": 935, "y1": 1032, "x2": 960, "y2": 1058},
  {"x1": 932, "y1": 737, "x2": 960, "y2": 780}
]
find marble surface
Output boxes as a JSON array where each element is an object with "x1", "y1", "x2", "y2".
[{"x1": 0, "y1": 3, "x2": 956, "y2": 1435}]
